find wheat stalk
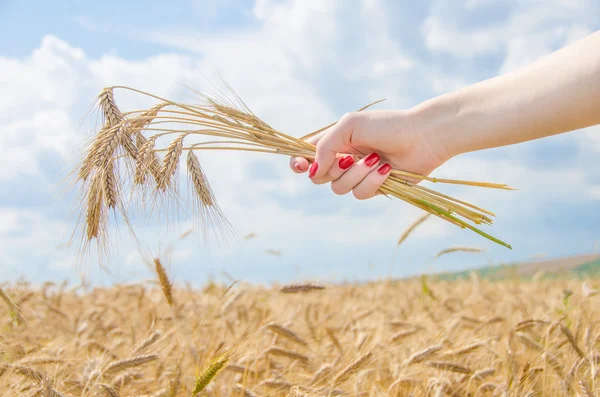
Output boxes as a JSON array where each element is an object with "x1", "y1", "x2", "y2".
[
  {"x1": 434, "y1": 246, "x2": 486, "y2": 260},
  {"x1": 158, "y1": 134, "x2": 184, "y2": 190},
  {"x1": 280, "y1": 283, "x2": 325, "y2": 293},
  {"x1": 104, "y1": 355, "x2": 158, "y2": 374},
  {"x1": 426, "y1": 360, "x2": 472, "y2": 374},
  {"x1": 264, "y1": 322, "x2": 308, "y2": 347},
  {"x1": 404, "y1": 344, "x2": 443, "y2": 366},
  {"x1": 332, "y1": 351, "x2": 374, "y2": 386},
  {"x1": 397, "y1": 213, "x2": 431, "y2": 247},
  {"x1": 72, "y1": 84, "x2": 514, "y2": 258},
  {"x1": 0, "y1": 288, "x2": 25, "y2": 325},
  {"x1": 186, "y1": 150, "x2": 214, "y2": 207},
  {"x1": 131, "y1": 331, "x2": 162, "y2": 355},
  {"x1": 263, "y1": 346, "x2": 309, "y2": 363},
  {"x1": 192, "y1": 354, "x2": 229, "y2": 394},
  {"x1": 154, "y1": 258, "x2": 173, "y2": 307},
  {"x1": 560, "y1": 323, "x2": 585, "y2": 358}
]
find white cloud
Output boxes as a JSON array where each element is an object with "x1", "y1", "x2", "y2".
[{"x1": 423, "y1": 0, "x2": 597, "y2": 63}]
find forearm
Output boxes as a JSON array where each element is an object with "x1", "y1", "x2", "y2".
[{"x1": 415, "y1": 30, "x2": 600, "y2": 158}]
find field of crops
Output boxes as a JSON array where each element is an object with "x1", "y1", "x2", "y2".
[{"x1": 0, "y1": 274, "x2": 599, "y2": 397}]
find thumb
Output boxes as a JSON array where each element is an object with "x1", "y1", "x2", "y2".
[{"x1": 309, "y1": 113, "x2": 356, "y2": 180}]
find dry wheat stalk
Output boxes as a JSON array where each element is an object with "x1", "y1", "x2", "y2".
[
  {"x1": 325, "y1": 327, "x2": 343, "y2": 353},
  {"x1": 104, "y1": 354, "x2": 158, "y2": 374},
  {"x1": 98, "y1": 384, "x2": 120, "y2": 397},
  {"x1": 259, "y1": 378, "x2": 293, "y2": 390},
  {"x1": 0, "y1": 288, "x2": 25, "y2": 325},
  {"x1": 579, "y1": 379, "x2": 594, "y2": 397},
  {"x1": 434, "y1": 246, "x2": 486, "y2": 260},
  {"x1": 71, "y1": 85, "x2": 514, "y2": 261},
  {"x1": 186, "y1": 150, "x2": 214, "y2": 207},
  {"x1": 83, "y1": 340, "x2": 118, "y2": 359},
  {"x1": 158, "y1": 134, "x2": 184, "y2": 190},
  {"x1": 404, "y1": 344, "x2": 443, "y2": 366},
  {"x1": 310, "y1": 363, "x2": 333, "y2": 386},
  {"x1": 102, "y1": 161, "x2": 118, "y2": 208},
  {"x1": 17, "y1": 357, "x2": 64, "y2": 366},
  {"x1": 226, "y1": 364, "x2": 256, "y2": 376},
  {"x1": 154, "y1": 258, "x2": 173, "y2": 307},
  {"x1": 233, "y1": 384, "x2": 260, "y2": 397},
  {"x1": 471, "y1": 367, "x2": 496, "y2": 381},
  {"x1": 131, "y1": 331, "x2": 162, "y2": 355},
  {"x1": 263, "y1": 346, "x2": 309, "y2": 363},
  {"x1": 280, "y1": 283, "x2": 325, "y2": 293},
  {"x1": 441, "y1": 339, "x2": 491, "y2": 356},
  {"x1": 397, "y1": 213, "x2": 431, "y2": 247},
  {"x1": 560, "y1": 323, "x2": 585, "y2": 358},
  {"x1": 85, "y1": 172, "x2": 104, "y2": 240},
  {"x1": 426, "y1": 361, "x2": 472, "y2": 374},
  {"x1": 0, "y1": 364, "x2": 44, "y2": 381},
  {"x1": 99, "y1": 88, "x2": 123, "y2": 127},
  {"x1": 391, "y1": 328, "x2": 419, "y2": 343},
  {"x1": 332, "y1": 351, "x2": 374, "y2": 386},
  {"x1": 264, "y1": 323, "x2": 308, "y2": 347},
  {"x1": 135, "y1": 134, "x2": 161, "y2": 185}
]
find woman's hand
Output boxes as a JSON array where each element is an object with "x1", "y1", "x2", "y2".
[{"x1": 290, "y1": 109, "x2": 451, "y2": 200}]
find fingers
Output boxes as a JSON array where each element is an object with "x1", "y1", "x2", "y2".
[
  {"x1": 289, "y1": 130, "x2": 325, "y2": 174},
  {"x1": 309, "y1": 113, "x2": 357, "y2": 180},
  {"x1": 331, "y1": 153, "x2": 391, "y2": 199},
  {"x1": 310, "y1": 154, "x2": 355, "y2": 185},
  {"x1": 351, "y1": 163, "x2": 392, "y2": 200},
  {"x1": 290, "y1": 157, "x2": 309, "y2": 173}
]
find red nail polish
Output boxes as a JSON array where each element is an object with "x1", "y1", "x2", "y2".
[
  {"x1": 308, "y1": 161, "x2": 319, "y2": 178},
  {"x1": 338, "y1": 155, "x2": 355, "y2": 170},
  {"x1": 364, "y1": 153, "x2": 380, "y2": 167},
  {"x1": 378, "y1": 163, "x2": 392, "y2": 175}
]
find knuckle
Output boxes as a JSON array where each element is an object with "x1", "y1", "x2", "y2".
[{"x1": 339, "y1": 111, "x2": 360, "y2": 126}]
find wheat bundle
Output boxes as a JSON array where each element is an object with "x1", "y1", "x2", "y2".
[{"x1": 72, "y1": 85, "x2": 513, "y2": 256}]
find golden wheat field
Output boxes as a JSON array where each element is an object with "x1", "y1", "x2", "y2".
[{"x1": 1, "y1": 273, "x2": 599, "y2": 397}]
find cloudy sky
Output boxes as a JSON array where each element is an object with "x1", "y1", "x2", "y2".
[{"x1": 1, "y1": 0, "x2": 599, "y2": 286}]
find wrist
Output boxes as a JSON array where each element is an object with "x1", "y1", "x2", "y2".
[{"x1": 410, "y1": 93, "x2": 464, "y2": 163}]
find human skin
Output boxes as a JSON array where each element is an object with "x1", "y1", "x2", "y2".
[{"x1": 290, "y1": 30, "x2": 600, "y2": 200}]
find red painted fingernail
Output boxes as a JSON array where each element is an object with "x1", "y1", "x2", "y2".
[
  {"x1": 338, "y1": 155, "x2": 355, "y2": 170},
  {"x1": 364, "y1": 153, "x2": 380, "y2": 167},
  {"x1": 308, "y1": 161, "x2": 319, "y2": 178},
  {"x1": 378, "y1": 163, "x2": 392, "y2": 175}
]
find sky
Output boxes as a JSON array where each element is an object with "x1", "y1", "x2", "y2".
[{"x1": 0, "y1": 0, "x2": 599, "y2": 286}]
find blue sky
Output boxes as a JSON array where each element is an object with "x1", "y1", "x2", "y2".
[{"x1": 1, "y1": 0, "x2": 599, "y2": 286}]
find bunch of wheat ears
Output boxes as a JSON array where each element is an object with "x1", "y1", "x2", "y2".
[{"x1": 73, "y1": 85, "x2": 513, "y2": 253}]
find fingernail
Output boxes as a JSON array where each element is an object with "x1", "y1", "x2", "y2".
[
  {"x1": 308, "y1": 161, "x2": 319, "y2": 178},
  {"x1": 338, "y1": 155, "x2": 355, "y2": 170},
  {"x1": 364, "y1": 153, "x2": 380, "y2": 167},
  {"x1": 294, "y1": 161, "x2": 306, "y2": 172},
  {"x1": 378, "y1": 163, "x2": 392, "y2": 175}
]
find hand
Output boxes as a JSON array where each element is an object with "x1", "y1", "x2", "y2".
[{"x1": 290, "y1": 109, "x2": 451, "y2": 199}]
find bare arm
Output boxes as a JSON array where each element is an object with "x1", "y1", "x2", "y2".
[
  {"x1": 292, "y1": 31, "x2": 600, "y2": 201},
  {"x1": 416, "y1": 30, "x2": 600, "y2": 159}
]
